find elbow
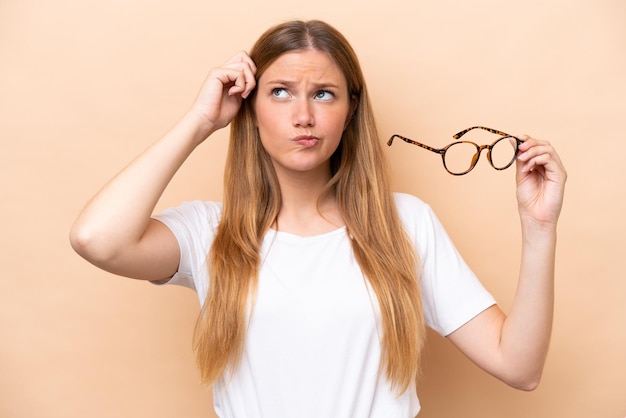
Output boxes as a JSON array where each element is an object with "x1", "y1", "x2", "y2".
[
  {"x1": 69, "y1": 221, "x2": 115, "y2": 265},
  {"x1": 70, "y1": 222, "x2": 88, "y2": 257},
  {"x1": 69, "y1": 222, "x2": 97, "y2": 261},
  {"x1": 512, "y1": 378, "x2": 541, "y2": 392},
  {"x1": 504, "y1": 370, "x2": 543, "y2": 392},
  {"x1": 69, "y1": 221, "x2": 83, "y2": 249}
]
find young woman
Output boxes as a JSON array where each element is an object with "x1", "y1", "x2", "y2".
[{"x1": 70, "y1": 20, "x2": 567, "y2": 417}]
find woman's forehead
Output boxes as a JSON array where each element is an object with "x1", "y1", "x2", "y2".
[{"x1": 258, "y1": 49, "x2": 347, "y2": 86}]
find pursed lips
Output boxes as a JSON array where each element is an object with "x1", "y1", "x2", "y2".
[{"x1": 292, "y1": 135, "x2": 320, "y2": 148}]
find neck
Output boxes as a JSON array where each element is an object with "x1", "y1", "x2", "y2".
[{"x1": 273, "y1": 166, "x2": 343, "y2": 236}]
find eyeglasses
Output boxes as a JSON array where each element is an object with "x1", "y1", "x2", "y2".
[{"x1": 387, "y1": 126, "x2": 524, "y2": 176}]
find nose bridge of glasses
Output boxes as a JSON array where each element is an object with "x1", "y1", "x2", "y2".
[{"x1": 471, "y1": 144, "x2": 488, "y2": 167}]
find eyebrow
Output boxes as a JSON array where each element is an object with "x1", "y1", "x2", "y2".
[{"x1": 265, "y1": 79, "x2": 341, "y2": 90}]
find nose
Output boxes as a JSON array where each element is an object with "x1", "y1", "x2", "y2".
[{"x1": 293, "y1": 98, "x2": 314, "y2": 127}]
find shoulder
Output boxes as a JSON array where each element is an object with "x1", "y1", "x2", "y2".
[
  {"x1": 392, "y1": 192, "x2": 445, "y2": 250},
  {"x1": 393, "y1": 192, "x2": 432, "y2": 222},
  {"x1": 153, "y1": 200, "x2": 223, "y2": 239},
  {"x1": 156, "y1": 200, "x2": 222, "y2": 223}
]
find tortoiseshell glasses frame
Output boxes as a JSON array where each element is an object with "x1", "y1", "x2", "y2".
[{"x1": 387, "y1": 126, "x2": 524, "y2": 176}]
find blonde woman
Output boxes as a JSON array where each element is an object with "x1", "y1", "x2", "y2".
[{"x1": 70, "y1": 20, "x2": 567, "y2": 417}]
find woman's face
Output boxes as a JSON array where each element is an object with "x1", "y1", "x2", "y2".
[{"x1": 253, "y1": 49, "x2": 352, "y2": 180}]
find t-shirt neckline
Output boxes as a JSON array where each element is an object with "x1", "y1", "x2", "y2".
[{"x1": 266, "y1": 226, "x2": 347, "y2": 242}]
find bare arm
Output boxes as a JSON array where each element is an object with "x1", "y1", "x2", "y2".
[
  {"x1": 70, "y1": 52, "x2": 257, "y2": 281},
  {"x1": 447, "y1": 136, "x2": 567, "y2": 391}
]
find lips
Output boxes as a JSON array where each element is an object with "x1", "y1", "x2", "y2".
[{"x1": 293, "y1": 135, "x2": 320, "y2": 148}]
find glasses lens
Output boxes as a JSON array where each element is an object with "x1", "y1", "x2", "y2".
[
  {"x1": 490, "y1": 137, "x2": 518, "y2": 169},
  {"x1": 444, "y1": 142, "x2": 479, "y2": 174}
]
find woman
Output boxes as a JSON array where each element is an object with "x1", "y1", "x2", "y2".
[{"x1": 70, "y1": 20, "x2": 566, "y2": 417}]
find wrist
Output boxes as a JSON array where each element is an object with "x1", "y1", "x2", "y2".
[
  {"x1": 178, "y1": 110, "x2": 218, "y2": 147},
  {"x1": 520, "y1": 218, "x2": 557, "y2": 246}
]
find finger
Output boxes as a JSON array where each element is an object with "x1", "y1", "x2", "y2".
[
  {"x1": 212, "y1": 67, "x2": 246, "y2": 90},
  {"x1": 517, "y1": 137, "x2": 559, "y2": 164},
  {"x1": 226, "y1": 69, "x2": 256, "y2": 99},
  {"x1": 518, "y1": 144, "x2": 553, "y2": 164},
  {"x1": 519, "y1": 152, "x2": 550, "y2": 175},
  {"x1": 517, "y1": 135, "x2": 549, "y2": 152},
  {"x1": 238, "y1": 65, "x2": 256, "y2": 99},
  {"x1": 225, "y1": 50, "x2": 257, "y2": 73},
  {"x1": 228, "y1": 71, "x2": 247, "y2": 96},
  {"x1": 517, "y1": 145, "x2": 566, "y2": 181},
  {"x1": 515, "y1": 136, "x2": 546, "y2": 160},
  {"x1": 517, "y1": 136, "x2": 564, "y2": 169},
  {"x1": 223, "y1": 51, "x2": 257, "y2": 97},
  {"x1": 223, "y1": 64, "x2": 256, "y2": 99}
]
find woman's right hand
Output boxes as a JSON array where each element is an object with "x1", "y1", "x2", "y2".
[{"x1": 188, "y1": 51, "x2": 257, "y2": 138}]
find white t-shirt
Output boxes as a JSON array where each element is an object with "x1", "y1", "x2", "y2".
[{"x1": 154, "y1": 192, "x2": 495, "y2": 418}]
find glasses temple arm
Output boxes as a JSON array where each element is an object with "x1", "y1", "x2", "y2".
[
  {"x1": 453, "y1": 126, "x2": 513, "y2": 140},
  {"x1": 387, "y1": 134, "x2": 444, "y2": 154}
]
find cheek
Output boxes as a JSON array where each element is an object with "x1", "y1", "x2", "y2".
[
  {"x1": 252, "y1": 96, "x2": 269, "y2": 128},
  {"x1": 256, "y1": 112, "x2": 281, "y2": 140},
  {"x1": 253, "y1": 100, "x2": 282, "y2": 131},
  {"x1": 329, "y1": 110, "x2": 352, "y2": 134},
  {"x1": 254, "y1": 108, "x2": 281, "y2": 150}
]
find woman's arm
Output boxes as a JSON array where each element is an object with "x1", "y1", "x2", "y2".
[
  {"x1": 446, "y1": 135, "x2": 567, "y2": 390},
  {"x1": 69, "y1": 52, "x2": 257, "y2": 281}
]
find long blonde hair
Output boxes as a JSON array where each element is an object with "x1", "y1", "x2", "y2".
[{"x1": 194, "y1": 20, "x2": 425, "y2": 394}]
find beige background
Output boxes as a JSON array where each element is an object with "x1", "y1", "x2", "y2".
[{"x1": 1, "y1": 0, "x2": 624, "y2": 417}]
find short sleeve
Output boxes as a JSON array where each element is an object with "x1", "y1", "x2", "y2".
[
  {"x1": 151, "y1": 201, "x2": 222, "y2": 305},
  {"x1": 394, "y1": 193, "x2": 496, "y2": 336}
]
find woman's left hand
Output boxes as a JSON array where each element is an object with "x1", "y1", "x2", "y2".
[{"x1": 515, "y1": 135, "x2": 567, "y2": 230}]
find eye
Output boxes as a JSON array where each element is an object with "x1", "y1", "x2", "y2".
[
  {"x1": 314, "y1": 90, "x2": 334, "y2": 101},
  {"x1": 271, "y1": 88, "x2": 290, "y2": 99}
]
